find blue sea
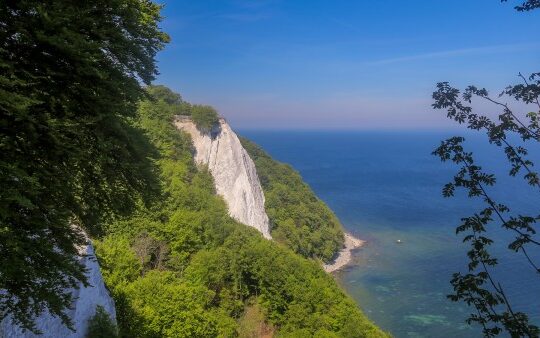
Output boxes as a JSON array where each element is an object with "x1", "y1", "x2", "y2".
[{"x1": 241, "y1": 130, "x2": 540, "y2": 338}]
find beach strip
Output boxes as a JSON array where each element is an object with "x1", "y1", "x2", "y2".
[{"x1": 323, "y1": 232, "x2": 365, "y2": 273}]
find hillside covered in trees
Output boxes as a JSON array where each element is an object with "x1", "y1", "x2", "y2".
[
  {"x1": 240, "y1": 138, "x2": 345, "y2": 263},
  {"x1": 0, "y1": 0, "x2": 387, "y2": 336},
  {"x1": 92, "y1": 86, "x2": 388, "y2": 337}
]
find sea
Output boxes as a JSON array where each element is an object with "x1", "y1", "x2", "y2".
[{"x1": 240, "y1": 130, "x2": 540, "y2": 338}]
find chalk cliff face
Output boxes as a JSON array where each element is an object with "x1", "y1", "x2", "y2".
[
  {"x1": 1, "y1": 243, "x2": 116, "y2": 338},
  {"x1": 175, "y1": 116, "x2": 272, "y2": 239}
]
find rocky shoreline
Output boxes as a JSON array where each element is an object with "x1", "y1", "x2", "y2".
[{"x1": 323, "y1": 232, "x2": 365, "y2": 273}]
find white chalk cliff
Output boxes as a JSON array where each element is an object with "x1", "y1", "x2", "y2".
[
  {"x1": 1, "y1": 115, "x2": 270, "y2": 337},
  {"x1": 0, "y1": 242, "x2": 116, "y2": 338},
  {"x1": 175, "y1": 116, "x2": 272, "y2": 239}
]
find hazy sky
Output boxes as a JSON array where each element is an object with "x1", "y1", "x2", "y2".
[{"x1": 156, "y1": 0, "x2": 539, "y2": 129}]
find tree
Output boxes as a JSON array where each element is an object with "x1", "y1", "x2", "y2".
[
  {"x1": 93, "y1": 86, "x2": 389, "y2": 337},
  {"x1": 502, "y1": 0, "x2": 540, "y2": 11},
  {"x1": 132, "y1": 231, "x2": 169, "y2": 272},
  {"x1": 432, "y1": 2, "x2": 539, "y2": 336},
  {"x1": 191, "y1": 105, "x2": 220, "y2": 133},
  {"x1": 86, "y1": 306, "x2": 119, "y2": 338},
  {"x1": 0, "y1": 0, "x2": 168, "y2": 332}
]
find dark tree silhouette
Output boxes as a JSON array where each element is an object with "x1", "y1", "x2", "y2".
[
  {"x1": 502, "y1": 0, "x2": 540, "y2": 11},
  {"x1": 433, "y1": 2, "x2": 539, "y2": 336},
  {"x1": 0, "y1": 0, "x2": 168, "y2": 333}
]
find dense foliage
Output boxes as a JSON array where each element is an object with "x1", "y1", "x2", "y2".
[
  {"x1": 144, "y1": 85, "x2": 219, "y2": 132},
  {"x1": 86, "y1": 306, "x2": 119, "y2": 338},
  {"x1": 433, "y1": 1, "x2": 539, "y2": 336},
  {"x1": 241, "y1": 139, "x2": 344, "y2": 262},
  {"x1": 191, "y1": 105, "x2": 220, "y2": 133},
  {"x1": 94, "y1": 86, "x2": 387, "y2": 337},
  {"x1": 501, "y1": 0, "x2": 540, "y2": 11},
  {"x1": 0, "y1": 0, "x2": 168, "y2": 332}
]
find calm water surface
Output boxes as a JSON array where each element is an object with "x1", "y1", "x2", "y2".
[{"x1": 241, "y1": 130, "x2": 540, "y2": 338}]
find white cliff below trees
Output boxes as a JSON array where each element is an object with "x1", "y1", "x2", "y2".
[
  {"x1": 175, "y1": 116, "x2": 272, "y2": 239},
  {"x1": 0, "y1": 242, "x2": 116, "y2": 338}
]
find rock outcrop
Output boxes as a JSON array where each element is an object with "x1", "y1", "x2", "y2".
[
  {"x1": 0, "y1": 242, "x2": 116, "y2": 338},
  {"x1": 175, "y1": 116, "x2": 272, "y2": 239}
]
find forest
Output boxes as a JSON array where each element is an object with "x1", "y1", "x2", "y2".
[
  {"x1": 241, "y1": 138, "x2": 344, "y2": 262},
  {"x1": 92, "y1": 86, "x2": 388, "y2": 337},
  {"x1": 0, "y1": 1, "x2": 384, "y2": 337}
]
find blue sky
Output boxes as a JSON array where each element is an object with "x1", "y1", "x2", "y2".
[{"x1": 155, "y1": 0, "x2": 539, "y2": 129}]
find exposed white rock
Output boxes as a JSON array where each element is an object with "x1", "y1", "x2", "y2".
[
  {"x1": 1, "y1": 242, "x2": 116, "y2": 338},
  {"x1": 175, "y1": 116, "x2": 272, "y2": 239}
]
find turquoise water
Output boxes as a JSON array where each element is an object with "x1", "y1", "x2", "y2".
[{"x1": 241, "y1": 130, "x2": 540, "y2": 338}]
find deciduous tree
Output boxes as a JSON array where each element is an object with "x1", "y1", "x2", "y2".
[
  {"x1": 433, "y1": 2, "x2": 540, "y2": 336},
  {"x1": 0, "y1": 0, "x2": 168, "y2": 332}
]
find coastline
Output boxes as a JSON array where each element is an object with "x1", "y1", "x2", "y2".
[{"x1": 323, "y1": 232, "x2": 365, "y2": 273}]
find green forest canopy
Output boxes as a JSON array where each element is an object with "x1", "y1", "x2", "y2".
[
  {"x1": 0, "y1": 0, "x2": 168, "y2": 331},
  {"x1": 93, "y1": 86, "x2": 388, "y2": 337},
  {"x1": 1, "y1": 0, "x2": 386, "y2": 335}
]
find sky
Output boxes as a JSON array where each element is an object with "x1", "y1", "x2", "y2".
[{"x1": 155, "y1": 0, "x2": 540, "y2": 130}]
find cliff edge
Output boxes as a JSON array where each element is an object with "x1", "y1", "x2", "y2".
[
  {"x1": 174, "y1": 116, "x2": 272, "y2": 239},
  {"x1": 0, "y1": 242, "x2": 116, "y2": 338}
]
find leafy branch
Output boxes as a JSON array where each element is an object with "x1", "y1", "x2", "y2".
[{"x1": 433, "y1": 71, "x2": 540, "y2": 337}]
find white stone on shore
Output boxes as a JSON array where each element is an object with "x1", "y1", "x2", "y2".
[
  {"x1": 323, "y1": 233, "x2": 365, "y2": 273},
  {"x1": 175, "y1": 116, "x2": 272, "y2": 239}
]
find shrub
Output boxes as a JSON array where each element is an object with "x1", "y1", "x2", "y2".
[
  {"x1": 86, "y1": 305, "x2": 118, "y2": 338},
  {"x1": 191, "y1": 105, "x2": 219, "y2": 132}
]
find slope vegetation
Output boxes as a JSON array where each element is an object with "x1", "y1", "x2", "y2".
[
  {"x1": 94, "y1": 86, "x2": 388, "y2": 337},
  {"x1": 240, "y1": 138, "x2": 344, "y2": 263}
]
